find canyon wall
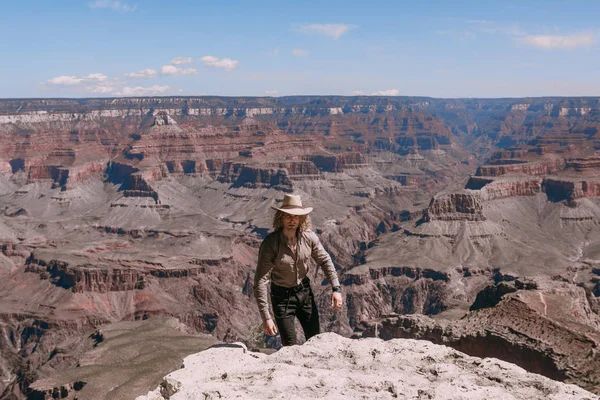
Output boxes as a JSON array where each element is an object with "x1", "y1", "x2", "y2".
[{"x1": 1, "y1": 95, "x2": 600, "y2": 398}]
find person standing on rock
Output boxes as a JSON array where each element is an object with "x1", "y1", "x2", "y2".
[{"x1": 254, "y1": 194, "x2": 343, "y2": 346}]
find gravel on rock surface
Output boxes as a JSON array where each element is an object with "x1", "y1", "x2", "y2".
[{"x1": 137, "y1": 333, "x2": 597, "y2": 400}]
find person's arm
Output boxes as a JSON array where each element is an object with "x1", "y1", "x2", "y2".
[
  {"x1": 253, "y1": 236, "x2": 276, "y2": 323},
  {"x1": 308, "y1": 231, "x2": 340, "y2": 289},
  {"x1": 309, "y1": 231, "x2": 343, "y2": 310}
]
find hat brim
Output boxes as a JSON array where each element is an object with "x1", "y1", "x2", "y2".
[{"x1": 271, "y1": 206, "x2": 313, "y2": 216}]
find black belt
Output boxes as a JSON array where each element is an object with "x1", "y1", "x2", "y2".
[{"x1": 271, "y1": 276, "x2": 310, "y2": 296}]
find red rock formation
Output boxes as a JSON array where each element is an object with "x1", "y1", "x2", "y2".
[
  {"x1": 0, "y1": 242, "x2": 30, "y2": 273},
  {"x1": 358, "y1": 278, "x2": 600, "y2": 394},
  {"x1": 218, "y1": 162, "x2": 293, "y2": 190},
  {"x1": 165, "y1": 160, "x2": 206, "y2": 174},
  {"x1": 476, "y1": 159, "x2": 565, "y2": 177},
  {"x1": 265, "y1": 161, "x2": 321, "y2": 180},
  {"x1": 466, "y1": 177, "x2": 543, "y2": 199},
  {"x1": 25, "y1": 257, "x2": 239, "y2": 293},
  {"x1": 27, "y1": 165, "x2": 64, "y2": 182},
  {"x1": 62, "y1": 162, "x2": 107, "y2": 187},
  {"x1": 422, "y1": 193, "x2": 485, "y2": 222},
  {"x1": 534, "y1": 134, "x2": 589, "y2": 147},
  {"x1": 394, "y1": 132, "x2": 450, "y2": 151},
  {"x1": 334, "y1": 267, "x2": 451, "y2": 330},
  {"x1": 343, "y1": 266, "x2": 449, "y2": 285},
  {"x1": 303, "y1": 153, "x2": 366, "y2": 172},
  {"x1": 489, "y1": 149, "x2": 530, "y2": 160},
  {"x1": 139, "y1": 165, "x2": 168, "y2": 182},
  {"x1": 122, "y1": 173, "x2": 160, "y2": 202},
  {"x1": 27, "y1": 162, "x2": 108, "y2": 190},
  {"x1": 1, "y1": 96, "x2": 600, "y2": 398},
  {"x1": 543, "y1": 178, "x2": 600, "y2": 201},
  {"x1": 565, "y1": 156, "x2": 600, "y2": 172},
  {"x1": 385, "y1": 174, "x2": 427, "y2": 186}
]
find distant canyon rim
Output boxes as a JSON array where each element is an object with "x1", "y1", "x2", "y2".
[{"x1": 0, "y1": 96, "x2": 599, "y2": 399}]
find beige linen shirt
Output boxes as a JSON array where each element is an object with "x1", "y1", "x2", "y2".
[{"x1": 253, "y1": 229, "x2": 340, "y2": 322}]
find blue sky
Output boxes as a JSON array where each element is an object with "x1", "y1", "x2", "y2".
[{"x1": 2, "y1": 0, "x2": 599, "y2": 98}]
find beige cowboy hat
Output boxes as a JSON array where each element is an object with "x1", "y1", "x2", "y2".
[{"x1": 271, "y1": 194, "x2": 313, "y2": 215}]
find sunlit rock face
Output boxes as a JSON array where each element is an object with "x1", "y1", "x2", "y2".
[
  {"x1": 357, "y1": 276, "x2": 600, "y2": 395},
  {"x1": 1, "y1": 96, "x2": 600, "y2": 398},
  {"x1": 137, "y1": 333, "x2": 595, "y2": 400},
  {"x1": 422, "y1": 192, "x2": 485, "y2": 222}
]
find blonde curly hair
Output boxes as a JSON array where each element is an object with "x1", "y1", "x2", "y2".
[{"x1": 272, "y1": 210, "x2": 312, "y2": 233}]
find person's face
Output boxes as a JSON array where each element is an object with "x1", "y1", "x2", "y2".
[{"x1": 282, "y1": 213, "x2": 300, "y2": 230}]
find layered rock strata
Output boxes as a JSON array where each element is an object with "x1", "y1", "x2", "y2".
[
  {"x1": 358, "y1": 277, "x2": 600, "y2": 394},
  {"x1": 421, "y1": 193, "x2": 485, "y2": 222},
  {"x1": 1, "y1": 95, "x2": 600, "y2": 399},
  {"x1": 543, "y1": 177, "x2": 600, "y2": 201},
  {"x1": 476, "y1": 159, "x2": 565, "y2": 177}
]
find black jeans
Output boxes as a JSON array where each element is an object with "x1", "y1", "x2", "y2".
[{"x1": 271, "y1": 277, "x2": 320, "y2": 346}]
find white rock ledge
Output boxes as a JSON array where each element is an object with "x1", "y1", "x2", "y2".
[{"x1": 137, "y1": 333, "x2": 596, "y2": 400}]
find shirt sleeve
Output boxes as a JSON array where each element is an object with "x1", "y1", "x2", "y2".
[
  {"x1": 254, "y1": 236, "x2": 276, "y2": 322},
  {"x1": 309, "y1": 231, "x2": 340, "y2": 288}
]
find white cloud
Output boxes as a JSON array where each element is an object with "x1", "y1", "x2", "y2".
[
  {"x1": 124, "y1": 68, "x2": 157, "y2": 79},
  {"x1": 264, "y1": 90, "x2": 278, "y2": 96},
  {"x1": 89, "y1": 0, "x2": 137, "y2": 12},
  {"x1": 84, "y1": 84, "x2": 173, "y2": 96},
  {"x1": 117, "y1": 85, "x2": 172, "y2": 96},
  {"x1": 47, "y1": 76, "x2": 85, "y2": 86},
  {"x1": 86, "y1": 73, "x2": 108, "y2": 82},
  {"x1": 160, "y1": 65, "x2": 198, "y2": 76},
  {"x1": 346, "y1": 89, "x2": 398, "y2": 96},
  {"x1": 46, "y1": 73, "x2": 108, "y2": 86},
  {"x1": 437, "y1": 20, "x2": 523, "y2": 40},
  {"x1": 199, "y1": 56, "x2": 239, "y2": 71},
  {"x1": 299, "y1": 24, "x2": 356, "y2": 39},
  {"x1": 465, "y1": 20, "x2": 594, "y2": 50},
  {"x1": 292, "y1": 48, "x2": 309, "y2": 56},
  {"x1": 41, "y1": 71, "x2": 177, "y2": 96},
  {"x1": 371, "y1": 89, "x2": 399, "y2": 96},
  {"x1": 170, "y1": 57, "x2": 194, "y2": 65},
  {"x1": 521, "y1": 33, "x2": 595, "y2": 49}
]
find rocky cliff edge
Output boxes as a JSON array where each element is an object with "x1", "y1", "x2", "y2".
[{"x1": 137, "y1": 333, "x2": 595, "y2": 400}]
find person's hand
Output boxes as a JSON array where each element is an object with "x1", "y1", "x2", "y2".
[
  {"x1": 263, "y1": 319, "x2": 278, "y2": 336},
  {"x1": 331, "y1": 292, "x2": 343, "y2": 310}
]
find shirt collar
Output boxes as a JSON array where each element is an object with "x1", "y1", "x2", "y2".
[{"x1": 279, "y1": 228, "x2": 301, "y2": 244}]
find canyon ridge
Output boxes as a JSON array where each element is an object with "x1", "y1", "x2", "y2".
[{"x1": 0, "y1": 96, "x2": 599, "y2": 399}]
